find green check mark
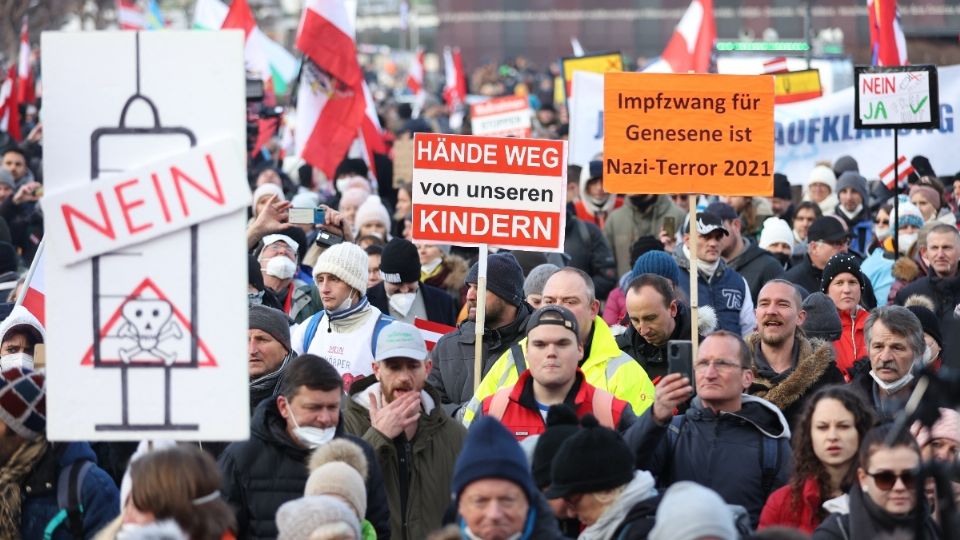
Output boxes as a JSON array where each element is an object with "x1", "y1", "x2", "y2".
[{"x1": 910, "y1": 96, "x2": 929, "y2": 114}]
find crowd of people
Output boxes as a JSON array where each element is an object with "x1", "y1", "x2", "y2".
[{"x1": 0, "y1": 49, "x2": 958, "y2": 540}]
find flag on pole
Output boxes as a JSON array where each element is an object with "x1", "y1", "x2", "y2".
[
  {"x1": 17, "y1": 242, "x2": 45, "y2": 326},
  {"x1": 641, "y1": 0, "x2": 716, "y2": 74},
  {"x1": 222, "y1": 0, "x2": 276, "y2": 104},
  {"x1": 571, "y1": 37, "x2": 585, "y2": 57},
  {"x1": 414, "y1": 318, "x2": 456, "y2": 351},
  {"x1": 443, "y1": 47, "x2": 467, "y2": 109},
  {"x1": 763, "y1": 57, "x2": 789, "y2": 74},
  {"x1": 0, "y1": 67, "x2": 21, "y2": 142},
  {"x1": 144, "y1": 0, "x2": 165, "y2": 29},
  {"x1": 867, "y1": 0, "x2": 908, "y2": 67},
  {"x1": 117, "y1": 0, "x2": 146, "y2": 30},
  {"x1": 17, "y1": 17, "x2": 35, "y2": 105},
  {"x1": 879, "y1": 155, "x2": 915, "y2": 190},
  {"x1": 295, "y1": 0, "x2": 367, "y2": 179},
  {"x1": 406, "y1": 49, "x2": 425, "y2": 96},
  {"x1": 359, "y1": 81, "x2": 387, "y2": 179}
]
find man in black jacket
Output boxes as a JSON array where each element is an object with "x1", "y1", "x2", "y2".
[
  {"x1": 367, "y1": 238, "x2": 457, "y2": 326},
  {"x1": 708, "y1": 202, "x2": 784, "y2": 304},
  {"x1": 219, "y1": 354, "x2": 391, "y2": 539}
]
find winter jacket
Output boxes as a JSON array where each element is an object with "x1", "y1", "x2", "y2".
[
  {"x1": 832, "y1": 308, "x2": 867, "y2": 378},
  {"x1": 427, "y1": 302, "x2": 533, "y2": 417},
  {"x1": 342, "y1": 378, "x2": 466, "y2": 540},
  {"x1": 248, "y1": 351, "x2": 294, "y2": 412},
  {"x1": 0, "y1": 196, "x2": 42, "y2": 264},
  {"x1": 812, "y1": 482, "x2": 940, "y2": 540},
  {"x1": 747, "y1": 333, "x2": 845, "y2": 429},
  {"x1": 218, "y1": 399, "x2": 391, "y2": 540},
  {"x1": 574, "y1": 192, "x2": 623, "y2": 230},
  {"x1": 675, "y1": 249, "x2": 755, "y2": 336},
  {"x1": 759, "y1": 476, "x2": 825, "y2": 534},
  {"x1": 462, "y1": 316, "x2": 655, "y2": 425},
  {"x1": 726, "y1": 238, "x2": 785, "y2": 305},
  {"x1": 290, "y1": 298, "x2": 386, "y2": 392},
  {"x1": 603, "y1": 284, "x2": 627, "y2": 326},
  {"x1": 21, "y1": 442, "x2": 119, "y2": 540},
  {"x1": 366, "y1": 281, "x2": 457, "y2": 327},
  {"x1": 783, "y1": 255, "x2": 823, "y2": 298},
  {"x1": 894, "y1": 274, "x2": 960, "y2": 365},
  {"x1": 281, "y1": 278, "x2": 323, "y2": 324},
  {"x1": 605, "y1": 195, "x2": 686, "y2": 276},
  {"x1": 887, "y1": 254, "x2": 924, "y2": 304},
  {"x1": 480, "y1": 369, "x2": 635, "y2": 439},
  {"x1": 861, "y1": 248, "x2": 896, "y2": 306},
  {"x1": 616, "y1": 302, "x2": 715, "y2": 383},
  {"x1": 579, "y1": 472, "x2": 659, "y2": 540},
  {"x1": 564, "y1": 211, "x2": 618, "y2": 300},
  {"x1": 624, "y1": 394, "x2": 792, "y2": 527}
]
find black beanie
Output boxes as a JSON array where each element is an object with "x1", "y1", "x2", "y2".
[
  {"x1": 773, "y1": 173, "x2": 792, "y2": 200},
  {"x1": 820, "y1": 252, "x2": 865, "y2": 295},
  {"x1": 907, "y1": 305, "x2": 943, "y2": 349},
  {"x1": 466, "y1": 253, "x2": 525, "y2": 307},
  {"x1": 379, "y1": 238, "x2": 420, "y2": 284},
  {"x1": 629, "y1": 236, "x2": 665, "y2": 267},
  {"x1": 249, "y1": 305, "x2": 292, "y2": 353},
  {"x1": 248, "y1": 254, "x2": 265, "y2": 292},
  {"x1": 532, "y1": 405, "x2": 580, "y2": 489},
  {"x1": 544, "y1": 414, "x2": 635, "y2": 499},
  {"x1": 801, "y1": 292, "x2": 842, "y2": 342},
  {"x1": 0, "y1": 242, "x2": 17, "y2": 274}
]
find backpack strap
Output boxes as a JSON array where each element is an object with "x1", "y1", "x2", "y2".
[
  {"x1": 591, "y1": 389, "x2": 615, "y2": 429},
  {"x1": 488, "y1": 388, "x2": 513, "y2": 421},
  {"x1": 666, "y1": 414, "x2": 685, "y2": 449},
  {"x1": 511, "y1": 343, "x2": 526, "y2": 374},
  {"x1": 369, "y1": 313, "x2": 396, "y2": 355},
  {"x1": 44, "y1": 460, "x2": 93, "y2": 540},
  {"x1": 760, "y1": 434, "x2": 780, "y2": 497},
  {"x1": 302, "y1": 311, "x2": 325, "y2": 352}
]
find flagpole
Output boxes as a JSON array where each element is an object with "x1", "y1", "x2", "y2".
[
  {"x1": 473, "y1": 245, "x2": 488, "y2": 392},
  {"x1": 688, "y1": 195, "x2": 699, "y2": 360},
  {"x1": 893, "y1": 132, "x2": 899, "y2": 256},
  {"x1": 15, "y1": 239, "x2": 43, "y2": 307}
]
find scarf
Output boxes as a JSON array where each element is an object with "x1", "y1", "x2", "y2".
[
  {"x1": 847, "y1": 481, "x2": 927, "y2": 540},
  {"x1": 0, "y1": 437, "x2": 48, "y2": 538},
  {"x1": 578, "y1": 471, "x2": 658, "y2": 540},
  {"x1": 682, "y1": 245, "x2": 720, "y2": 279}
]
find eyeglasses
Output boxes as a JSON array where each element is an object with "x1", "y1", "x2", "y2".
[
  {"x1": 866, "y1": 469, "x2": 917, "y2": 491},
  {"x1": 693, "y1": 359, "x2": 745, "y2": 372}
]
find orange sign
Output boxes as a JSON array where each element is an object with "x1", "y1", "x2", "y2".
[{"x1": 603, "y1": 72, "x2": 774, "y2": 196}]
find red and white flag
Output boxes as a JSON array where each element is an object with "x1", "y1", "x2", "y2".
[
  {"x1": 879, "y1": 155, "x2": 915, "y2": 190},
  {"x1": 18, "y1": 244, "x2": 45, "y2": 326},
  {"x1": 868, "y1": 0, "x2": 908, "y2": 67},
  {"x1": 414, "y1": 318, "x2": 456, "y2": 351},
  {"x1": 295, "y1": 0, "x2": 367, "y2": 178},
  {"x1": 642, "y1": 0, "x2": 716, "y2": 74},
  {"x1": 763, "y1": 56, "x2": 789, "y2": 74},
  {"x1": 222, "y1": 0, "x2": 276, "y2": 105},
  {"x1": 117, "y1": 0, "x2": 145, "y2": 30},
  {"x1": 358, "y1": 81, "x2": 387, "y2": 179},
  {"x1": 406, "y1": 49, "x2": 425, "y2": 96},
  {"x1": 17, "y1": 17, "x2": 35, "y2": 105},
  {"x1": 443, "y1": 47, "x2": 466, "y2": 109},
  {"x1": 0, "y1": 67, "x2": 21, "y2": 142}
]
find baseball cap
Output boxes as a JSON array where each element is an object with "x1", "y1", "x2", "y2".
[
  {"x1": 525, "y1": 305, "x2": 580, "y2": 338},
  {"x1": 374, "y1": 321, "x2": 427, "y2": 362},
  {"x1": 683, "y1": 212, "x2": 729, "y2": 237},
  {"x1": 262, "y1": 234, "x2": 299, "y2": 253},
  {"x1": 705, "y1": 202, "x2": 739, "y2": 222},
  {"x1": 807, "y1": 216, "x2": 850, "y2": 243}
]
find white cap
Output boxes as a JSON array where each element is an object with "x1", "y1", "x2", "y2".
[
  {"x1": 374, "y1": 321, "x2": 428, "y2": 362},
  {"x1": 252, "y1": 183, "x2": 285, "y2": 208},
  {"x1": 807, "y1": 165, "x2": 836, "y2": 193},
  {"x1": 262, "y1": 234, "x2": 299, "y2": 253},
  {"x1": 758, "y1": 217, "x2": 794, "y2": 250}
]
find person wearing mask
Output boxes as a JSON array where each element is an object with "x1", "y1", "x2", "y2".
[
  {"x1": 834, "y1": 171, "x2": 872, "y2": 255},
  {"x1": 0, "y1": 305, "x2": 43, "y2": 371},
  {"x1": 813, "y1": 424, "x2": 939, "y2": 539},
  {"x1": 218, "y1": 355, "x2": 390, "y2": 539},
  {"x1": 544, "y1": 416, "x2": 660, "y2": 539},
  {"x1": 791, "y1": 201, "x2": 823, "y2": 262},
  {"x1": 709, "y1": 202, "x2": 784, "y2": 305},
  {"x1": 605, "y1": 190, "x2": 685, "y2": 277},
  {"x1": 822, "y1": 253, "x2": 871, "y2": 378},
  {"x1": 758, "y1": 216, "x2": 795, "y2": 270},
  {"x1": 257, "y1": 233, "x2": 322, "y2": 324},
  {"x1": 574, "y1": 160, "x2": 622, "y2": 230},
  {"x1": 803, "y1": 165, "x2": 839, "y2": 217},
  {"x1": 861, "y1": 199, "x2": 924, "y2": 306},
  {"x1": 366, "y1": 238, "x2": 457, "y2": 326},
  {"x1": 759, "y1": 386, "x2": 876, "y2": 533},
  {"x1": 418, "y1": 243, "x2": 469, "y2": 301}
]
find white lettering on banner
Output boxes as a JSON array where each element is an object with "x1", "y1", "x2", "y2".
[{"x1": 416, "y1": 138, "x2": 498, "y2": 165}]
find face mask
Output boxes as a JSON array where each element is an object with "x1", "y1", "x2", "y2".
[
  {"x1": 389, "y1": 292, "x2": 417, "y2": 316},
  {"x1": 874, "y1": 225, "x2": 890, "y2": 242},
  {"x1": 869, "y1": 369, "x2": 914, "y2": 394},
  {"x1": 922, "y1": 345, "x2": 935, "y2": 366},
  {"x1": 336, "y1": 178, "x2": 351, "y2": 194},
  {"x1": 629, "y1": 194, "x2": 656, "y2": 211},
  {"x1": 0, "y1": 352, "x2": 33, "y2": 371},
  {"x1": 421, "y1": 257, "x2": 443, "y2": 275},
  {"x1": 289, "y1": 411, "x2": 336, "y2": 449},
  {"x1": 772, "y1": 252, "x2": 791, "y2": 266},
  {"x1": 898, "y1": 233, "x2": 918, "y2": 255},
  {"x1": 331, "y1": 296, "x2": 353, "y2": 313},
  {"x1": 264, "y1": 256, "x2": 297, "y2": 280},
  {"x1": 247, "y1": 290, "x2": 264, "y2": 306}
]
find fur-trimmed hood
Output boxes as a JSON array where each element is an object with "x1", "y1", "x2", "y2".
[
  {"x1": 441, "y1": 254, "x2": 469, "y2": 293},
  {"x1": 747, "y1": 332, "x2": 836, "y2": 412},
  {"x1": 892, "y1": 256, "x2": 922, "y2": 282}
]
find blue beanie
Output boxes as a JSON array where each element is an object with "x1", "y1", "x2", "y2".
[
  {"x1": 631, "y1": 250, "x2": 681, "y2": 286},
  {"x1": 452, "y1": 417, "x2": 536, "y2": 504},
  {"x1": 466, "y1": 253, "x2": 526, "y2": 307}
]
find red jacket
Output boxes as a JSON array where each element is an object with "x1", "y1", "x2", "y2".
[
  {"x1": 481, "y1": 369, "x2": 631, "y2": 440},
  {"x1": 832, "y1": 307, "x2": 867, "y2": 380},
  {"x1": 758, "y1": 476, "x2": 823, "y2": 534}
]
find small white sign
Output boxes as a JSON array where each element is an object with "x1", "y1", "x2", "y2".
[
  {"x1": 470, "y1": 96, "x2": 532, "y2": 138},
  {"x1": 856, "y1": 66, "x2": 939, "y2": 129},
  {"x1": 568, "y1": 71, "x2": 604, "y2": 168}
]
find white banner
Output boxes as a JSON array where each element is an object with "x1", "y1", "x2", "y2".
[
  {"x1": 568, "y1": 71, "x2": 604, "y2": 168},
  {"x1": 775, "y1": 64, "x2": 960, "y2": 185}
]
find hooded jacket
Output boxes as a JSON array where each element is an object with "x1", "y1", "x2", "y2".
[
  {"x1": 462, "y1": 316, "x2": 656, "y2": 425},
  {"x1": 342, "y1": 377, "x2": 466, "y2": 540},
  {"x1": 746, "y1": 332, "x2": 845, "y2": 427},
  {"x1": 218, "y1": 399, "x2": 391, "y2": 540},
  {"x1": 624, "y1": 394, "x2": 792, "y2": 527},
  {"x1": 832, "y1": 307, "x2": 867, "y2": 378},
  {"x1": 0, "y1": 305, "x2": 44, "y2": 369},
  {"x1": 604, "y1": 195, "x2": 686, "y2": 276},
  {"x1": 616, "y1": 303, "x2": 717, "y2": 382},
  {"x1": 574, "y1": 171, "x2": 623, "y2": 230},
  {"x1": 427, "y1": 302, "x2": 533, "y2": 418},
  {"x1": 726, "y1": 238, "x2": 786, "y2": 304}
]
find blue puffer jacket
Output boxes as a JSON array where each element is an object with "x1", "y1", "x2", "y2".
[
  {"x1": 624, "y1": 395, "x2": 792, "y2": 528},
  {"x1": 21, "y1": 441, "x2": 119, "y2": 540}
]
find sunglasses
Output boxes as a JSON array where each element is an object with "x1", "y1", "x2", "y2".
[{"x1": 866, "y1": 469, "x2": 917, "y2": 491}]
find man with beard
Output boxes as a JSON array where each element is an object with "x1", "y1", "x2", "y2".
[
  {"x1": 708, "y1": 201, "x2": 784, "y2": 305},
  {"x1": 343, "y1": 321, "x2": 466, "y2": 540},
  {"x1": 258, "y1": 232, "x2": 322, "y2": 323},
  {"x1": 604, "y1": 189, "x2": 685, "y2": 276},
  {"x1": 746, "y1": 280, "x2": 844, "y2": 427}
]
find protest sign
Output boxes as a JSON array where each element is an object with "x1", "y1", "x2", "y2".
[
  {"x1": 603, "y1": 72, "x2": 775, "y2": 196},
  {"x1": 561, "y1": 51, "x2": 622, "y2": 99},
  {"x1": 568, "y1": 71, "x2": 604, "y2": 168},
  {"x1": 855, "y1": 65, "x2": 939, "y2": 129},
  {"x1": 42, "y1": 31, "x2": 250, "y2": 441},
  {"x1": 774, "y1": 64, "x2": 960, "y2": 185},
  {"x1": 774, "y1": 70, "x2": 822, "y2": 104},
  {"x1": 470, "y1": 95, "x2": 532, "y2": 138},
  {"x1": 410, "y1": 133, "x2": 567, "y2": 251}
]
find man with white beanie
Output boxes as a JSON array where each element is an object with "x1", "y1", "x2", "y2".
[
  {"x1": 292, "y1": 243, "x2": 392, "y2": 391},
  {"x1": 758, "y1": 217, "x2": 795, "y2": 269},
  {"x1": 804, "y1": 164, "x2": 839, "y2": 216},
  {"x1": 258, "y1": 232, "x2": 322, "y2": 324}
]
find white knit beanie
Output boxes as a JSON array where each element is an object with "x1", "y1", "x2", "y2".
[
  {"x1": 758, "y1": 217, "x2": 795, "y2": 250},
  {"x1": 354, "y1": 196, "x2": 391, "y2": 234},
  {"x1": 276, "y1": 496, "x2": 361, "y2": 540},
  {"x1": 252, "y1": 183, "x2": 285, "y2": 210},
  {"x1": 312, "y1": 242, "x2": 369, "y2": 294},
  {"x1": 807, "y1": 165, "x2": 837, "y2": 193}
]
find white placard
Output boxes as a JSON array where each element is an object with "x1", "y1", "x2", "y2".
[
  {"x1": 42, "y1": 31, "x2": 250, "y2": 441},
  {"x1": 568, "y1": 71, "x2": 604, "y2": 168},
  {"x1": 856, "y1": 67, "x2": 938, "y2": 128}
]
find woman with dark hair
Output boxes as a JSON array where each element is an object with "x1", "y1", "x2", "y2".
[
  {"x1": 813, "y1": 423, "x2": 940, "y2": 539},
  {"x1": 759, "y1": 386, "x2": 875, "y2": 533},
  {"x1": 121, "y1": 445, "x2": 236, "y2": 540}
]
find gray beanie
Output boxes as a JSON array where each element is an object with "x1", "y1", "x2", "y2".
[
  {"x1": 524, "y1": 264, "x2": 561, "y2": 297},
  {"x1": 249, "y1": 305, "x2": 292, "y2": 353},
  {"x1": 801, "y1": 292, "x2": 842, "y2": 341},
  {"x1": 0, "y1": 169, "x2": 14, "y2": 191},
  {"x1": 276, "y1": 496, "x2": 361, "y2": 540},
  {"x1": 836, "y1": 171, "x2": 869, "y2": 207},
  {"x1": 649, "y1": 482, "x2": 737, "y2": 540},
  {"x1": 833, "y1": 155, "x2": 859, "y2": 177}
]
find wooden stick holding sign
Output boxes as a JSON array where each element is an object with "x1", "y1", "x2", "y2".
[
  {"x1": 473, "y1": 246, "x2": 488, "y2": 391},
  {"x1": 688, "y1": 196, "x2": 699, "y2": 359}
]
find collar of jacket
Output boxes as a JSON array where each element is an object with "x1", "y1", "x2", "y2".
[
  {"x1": 581, "y1": 317, "x2": 624, "y2": 371},
  {"x1": 457, "y1": 302, "x2": 533, "y2": 345},
  {"x1": 513, "y1": 369, "x2": 587, "y2": 412},
  {"x1": 634, "y1": 303, "x2": 693, "y2": 359},
  {"x1": 748, "y1": 333, "x2": 835, "y2": 411},
  {"x1": 688, "y1": 394, "x2": 792, "y2": 439},
  {"x1": 249, "y1": 351, "x2": 294, "y2": 395},
  {"x1": 327, "y1": 296, "x2": 371, "y2": 323}
]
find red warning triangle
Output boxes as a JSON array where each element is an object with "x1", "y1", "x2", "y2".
[{"x1": 81, "y1": 277, "x2": 217, "y2": 367}]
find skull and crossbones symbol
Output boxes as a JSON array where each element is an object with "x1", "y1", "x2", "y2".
[{"x1": 117, "y1": 299, "x2": 183, "y2": 365}]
